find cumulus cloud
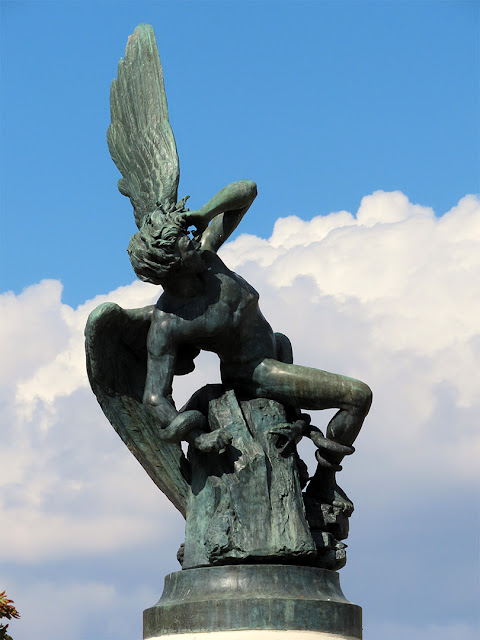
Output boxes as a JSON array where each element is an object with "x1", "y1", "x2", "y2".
[
  {"x1": 1, "y1": 278, "x2": 186, "y2": 567},
  {"x1": 221, "y1": 192, "x2": 480, "y2": 489},
  {"x1": 3, "y1": 578, "x2": 154, "y2": 640},
  {"x1": 2, "y1": 190, "x2": 479, "y2": 640}
]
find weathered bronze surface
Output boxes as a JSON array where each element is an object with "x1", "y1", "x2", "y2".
[
  {"x1": 85, "y1": 24, "x2": 372, "y2": 573},
  {"x1": 143, "y1": 564, "x2": 362, "y2": 638}
]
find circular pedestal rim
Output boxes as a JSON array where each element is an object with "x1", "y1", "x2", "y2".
[
  {"x1": 144, "y1": 564, "x2": 362, "y2": 639},
  {"x1": 148, "y1": 632, "x2": 359, "y2": 640}
]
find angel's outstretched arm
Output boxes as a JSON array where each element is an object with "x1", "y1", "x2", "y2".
[
  {"x1": 186, "y1": 180, "x2": 257, "y2": 253},
  {"x1": 143, "y1": 342, "x2": 233, "y2": 452},
  {"x1": 143, "y1": 340, "x2": 207, "y2": 443}
]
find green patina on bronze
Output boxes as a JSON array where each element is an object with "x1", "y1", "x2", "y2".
[
  {"x1": 143, "y1": 564, "x2": 362, "y2": 638},
  {"x1": 85, "y1": 23, "x2": 372, "y2": 574}
]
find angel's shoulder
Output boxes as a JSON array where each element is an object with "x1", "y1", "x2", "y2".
[
  {"x1": 151, "y1": 303, "x2": 178, "y2": 326},
  {"x1": 152, "y1": 300, "x2": 190, "y2": 331},
  {"x1": 147, "y1": 307, "x2": 183, "y2": 353},
  {"x1": 201, "y1": 248, "x2": 228, "y2": 272}
]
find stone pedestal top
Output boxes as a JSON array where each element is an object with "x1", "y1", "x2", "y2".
[
  {"x1": 149, "y1": 632, "x2": 359, "y2": 640},
  {"x1": 144, "y1": 564, "x2": 362, "y2": 639}
]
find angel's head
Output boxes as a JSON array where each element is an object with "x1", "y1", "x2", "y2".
[{"x1": 127, "y1": 210, "x2": 189, "y2": 285}]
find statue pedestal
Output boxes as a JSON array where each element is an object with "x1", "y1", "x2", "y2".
[
  {"x1": 148, "y1": 633, "x2": 359, "y2": 639},
  {"x1": 143, "y1": 565, "x2": 361, "y2": 639}
]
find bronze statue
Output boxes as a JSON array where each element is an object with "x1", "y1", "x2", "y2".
[{"x1": 85, "y1": 24, "x2": 372, "y2": 573}]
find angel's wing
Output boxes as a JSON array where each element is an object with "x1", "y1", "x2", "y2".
[
  {"x1": 85, "y1": 302, "x2": 190, "y2": 516},
  {"x1": 107, "y1": 24, "x2": 179, "y2": 229}
]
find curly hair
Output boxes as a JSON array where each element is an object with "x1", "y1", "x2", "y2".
[{"x1": 127, "y1": 211, "x2": 187, "y2": 285}]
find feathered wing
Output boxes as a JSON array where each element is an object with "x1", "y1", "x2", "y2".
[
  {"x1": 107, "y1": 24, "x2": 180, "y2": 228},
  {"x1": 85, "y1": 302, "x2": 189, "y2": 517}
]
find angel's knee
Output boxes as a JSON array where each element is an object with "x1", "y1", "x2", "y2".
[
  {"x1": 352, "y1": 381, "x2": 372, "y2": 415},
  {"x1": 143, "y1": 390, "x2": 160, "y2": 409}
]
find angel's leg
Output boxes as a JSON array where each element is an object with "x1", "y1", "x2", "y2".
[
  {"x1": 241, "y1": 358, "x2": 372, "y2": 513},
  {"x1": 247, "y1": 358, "x2": 371, "y2": 449}
]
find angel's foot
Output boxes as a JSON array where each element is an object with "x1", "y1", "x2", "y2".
[
  {"x1": 194, "y1": 428, "x2": 232, "y2": 454},
  {"x1": 307, "y1": 469, "x2": 354, "y2": 516},
  {"x1": 331, "y1": 482, "x2": 354, "y2": 517}
]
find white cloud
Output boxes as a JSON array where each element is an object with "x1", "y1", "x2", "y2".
[
  {"x1": 219, "y1": 192, "x2": 480, "y2": 503},
  {"x1": 1, "y1": 190, "x2": 478, "y2": 639},
  {"x1": 356, "y1": 189, "x2": 435, "y2": 226},
  {"x1": 3, "y1": 578, "x2": 153, "y2": 640},
  {"x1": 13, "y1": 279, "x2": 159, "y2": 418},
  {"x1": 1, "y1": 278, "x2": 185, "y2": 565}
]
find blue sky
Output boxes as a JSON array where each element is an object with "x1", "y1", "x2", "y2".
[
  {"x1": 1, "y1": 2, "x2": 479, "y2": 640},
  {"x1": 1, "y1": 0, "x2": 479, "y2": 305}
]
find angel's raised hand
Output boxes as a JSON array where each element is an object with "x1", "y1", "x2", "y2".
[{"x1": 184, "y1": 210, "x2": 208, "y2": 237}]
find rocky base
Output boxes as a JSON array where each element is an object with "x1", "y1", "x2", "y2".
[
  {"x1": 181, "y1": 387, "x2": 352, "y2": 571},
  {"x1": 143, "y1": 564, "x2": 362, "y2": 639}
]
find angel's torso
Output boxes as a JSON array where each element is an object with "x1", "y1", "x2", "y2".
[{"x1": 148, "y1": 251, "x2": 277, "y2": 368}]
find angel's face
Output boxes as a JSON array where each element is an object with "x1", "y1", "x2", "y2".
[{"x1": 177, "y1": 235, "x2": 205, "y2": 275}]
